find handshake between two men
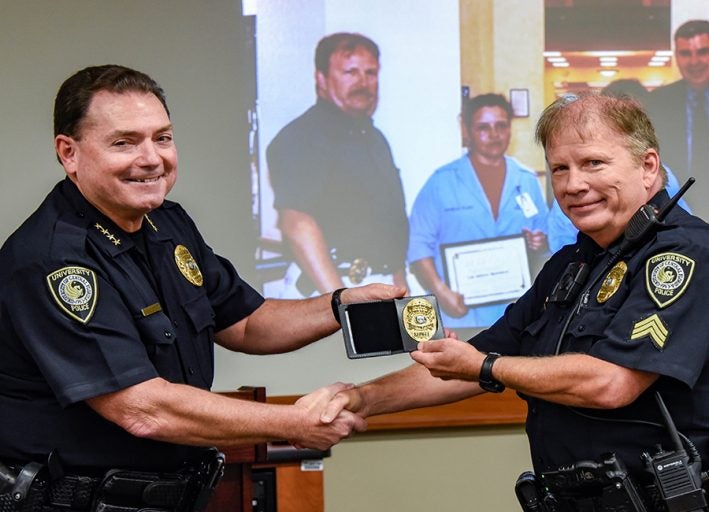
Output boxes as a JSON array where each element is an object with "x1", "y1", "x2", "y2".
[{"x1": 294, "y1": 318, "x2": 487, "y2": 451}]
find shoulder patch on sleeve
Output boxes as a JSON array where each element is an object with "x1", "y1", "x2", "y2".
[
  {"x1": 645, "y1": 252, "x2": 694, "y2": 308},
  {"x1": 46, "y1": 266, "x2": 98, "y2": 324}
]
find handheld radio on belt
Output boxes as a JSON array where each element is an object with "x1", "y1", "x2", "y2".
[
  {"x1": 641, "y1": 393, "x2": 708, "y2": 512},
  {"x1": 515, "y1": 392, "x2": 709, "y2": 512}
]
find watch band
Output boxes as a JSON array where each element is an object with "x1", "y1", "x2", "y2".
[
  {"x1": 479, "y1": 352, "x2": 505, "y2": 393},
  {"x1": 331, "y1": 287, "x2": 347, "y2": 324}
]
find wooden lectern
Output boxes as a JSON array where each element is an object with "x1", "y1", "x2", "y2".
[
  {"x1": 206, "y1": 386, "x2": 327, "y2": 512},
  {"x1": 206, "y1": 386, "x2": 268, "y2": 512}
]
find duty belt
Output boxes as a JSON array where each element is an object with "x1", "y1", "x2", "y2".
[
  {"x1": 1, "y1": 449, "x2": 224, "y2": 512},
  {"x1": 515, "y1": 453, "x2": 709, "y2": 512}
]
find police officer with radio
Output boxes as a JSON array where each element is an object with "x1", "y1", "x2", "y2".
[
  {"x1": 0, "y1": 65, "x2": 406, "y2": 512},
  {"x1": 324, "y1": 92, "x2": 709, "y2": 511}
]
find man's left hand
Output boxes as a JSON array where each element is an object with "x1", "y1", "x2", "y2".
[{"x1": 410, "y1": 338, "x2": 484, "y2": 381}]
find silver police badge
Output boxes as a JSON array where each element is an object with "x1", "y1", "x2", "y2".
[
  {"x1": 645, "y1": 252, "x2": 694, "y2": 308},
  {"x1": 46, "y1": 266, "x2": 98, "y2": 323}
]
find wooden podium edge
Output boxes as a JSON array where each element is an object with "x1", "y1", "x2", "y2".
[{"x1": 266, "y1": 388, "x2": 526, "y2": 431}]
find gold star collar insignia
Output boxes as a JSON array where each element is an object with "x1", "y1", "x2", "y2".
[{"x1": 94, "y1": 222, "x2": 121, "y2": 246}]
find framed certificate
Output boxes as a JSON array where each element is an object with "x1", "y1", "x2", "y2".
[{"x1": 440, "y1": 235, "x2": 532, "y2": 307}]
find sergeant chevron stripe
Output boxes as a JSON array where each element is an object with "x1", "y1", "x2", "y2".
[{"x1": 630, "y1": 313, "x2": 668, "y2": 350}]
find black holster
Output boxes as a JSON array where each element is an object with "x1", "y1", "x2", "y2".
[
  {"x1": 1, "y1": 449, "x2": 225, "y2": 512},
  {"x1": 515, "y1": 453, "x2": 657, "y2": 512}
]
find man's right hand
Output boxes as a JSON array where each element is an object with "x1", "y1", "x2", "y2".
[
  {"x1": 319, "y1": 384, "x2": 367, "y2": 425},
  {"x1": 288, "y1": 382, "x2": 367, "y2": 450}
]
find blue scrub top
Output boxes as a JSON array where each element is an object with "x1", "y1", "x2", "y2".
[{"x1": 408, "y1": 154, "x2": 549, "y2": 328}]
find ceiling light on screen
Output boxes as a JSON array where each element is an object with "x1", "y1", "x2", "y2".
[{"x1": 598, "y1": 69, "x2": 618, "y2": 77}]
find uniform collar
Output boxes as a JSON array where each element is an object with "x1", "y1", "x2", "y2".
[
  {"x1": 314, "y1": 98, "x2": 374, "y2": 131},
  {"x1": 142, "y1": 211, "x2": 174, "y2": 243},
  {"x1": 574, "y1": 231, "x2": 604, "y2": 261},
  {"x1": 58, "y1": 178, "x2": 171, "y2": 257},
  {"x1": 648, "y1": 188, "x2": 671, "y2": 211}
]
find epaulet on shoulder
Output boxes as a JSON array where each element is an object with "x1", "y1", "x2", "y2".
[
  {"x1": 153, "y1": 199, "x2": 191, "y2": 222},
  {"x1": 146, "y1": 200, "x2": 184, "y2": 224}
]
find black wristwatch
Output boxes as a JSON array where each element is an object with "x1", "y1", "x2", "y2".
[
  {"x1": 479, "y1": 352, "x2": 505, "y2": 393},
  {"x1": 331, "y1": 287, "x2": 347, "y2": 324}
]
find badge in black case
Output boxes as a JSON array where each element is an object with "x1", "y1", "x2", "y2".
[{"x1": 338, "y1": 294, "x2": 444, "y2": 359}]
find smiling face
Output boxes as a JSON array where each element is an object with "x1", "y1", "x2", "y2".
[
  {"x1": 675, "y1": 33, "x2": 709, "y2": 91},
  {"x1": 546, "y1": 117, "x2": 661, "y2": 248},
  {"x1": 55, "y1": 90, "x2": 177, "y2": 232},
  {"x1": 316, "y1": 46, "x2": 379, "y2": 117}
]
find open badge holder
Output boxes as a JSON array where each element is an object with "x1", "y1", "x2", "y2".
[{"x1": 338, "y1": 295, "x2": 445, "y2": 359}]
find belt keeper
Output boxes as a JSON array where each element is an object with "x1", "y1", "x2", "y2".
[
  {"x1": 331, "y1": 288, "x2": 347, "y2": 325},
  {"x1": 11, "y1": 462, "x2": 45, "y2": 503}
]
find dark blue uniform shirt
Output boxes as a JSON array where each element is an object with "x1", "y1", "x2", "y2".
[
  {"x1": 472, "y1": 190, "x2": 709, "y2": 476},
  {"x1": 0, "y1": 179, "x2": 264, "y2": 470},
  {"x1": 267, "y1": 99, "x2": 408, "y2": 271}
]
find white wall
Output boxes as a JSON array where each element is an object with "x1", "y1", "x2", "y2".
[{"x1": 326, "y1": 426, "x2": 531, "y2": 511}]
